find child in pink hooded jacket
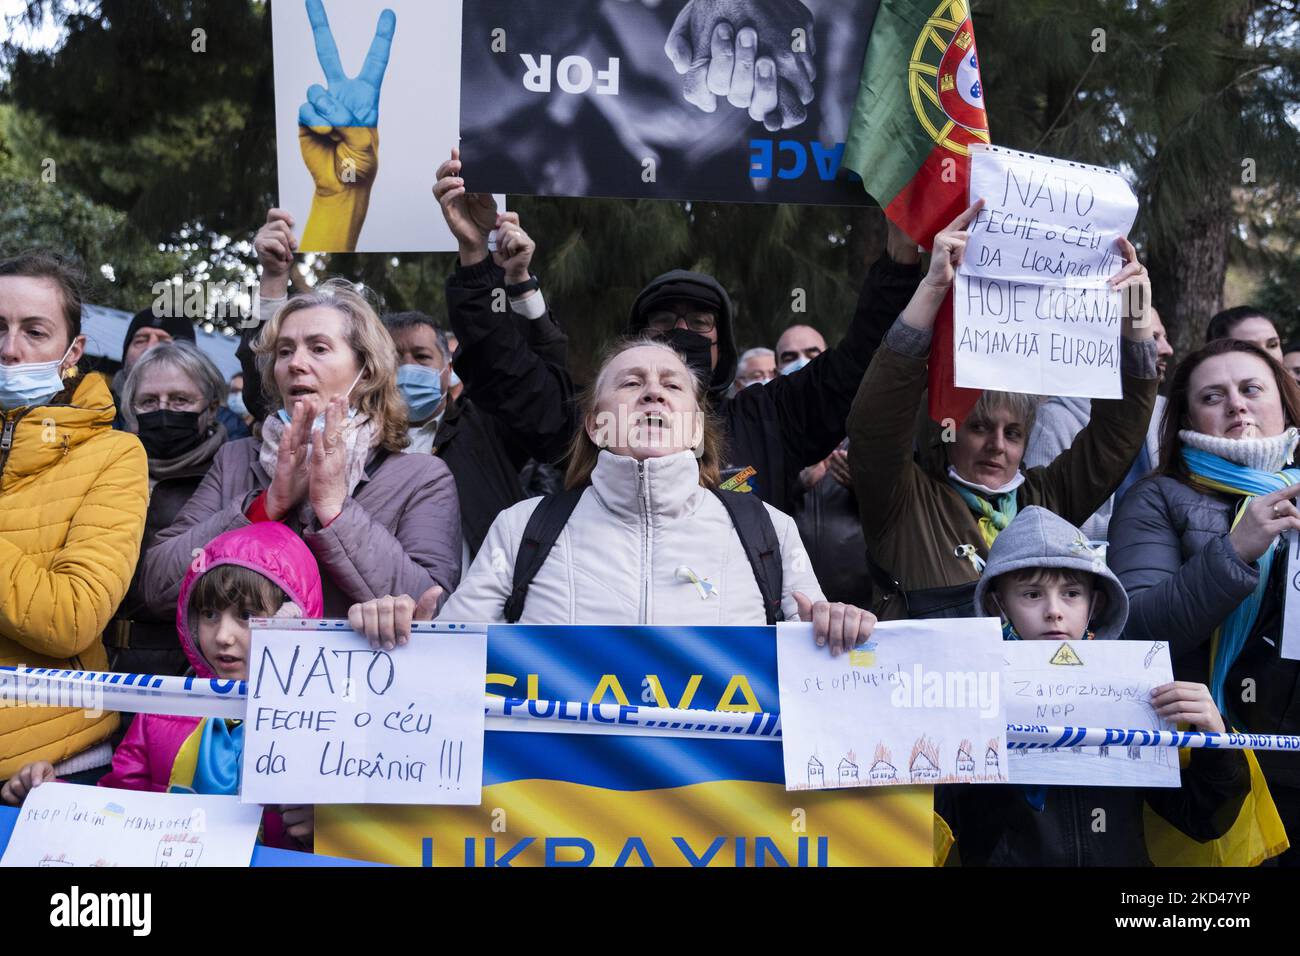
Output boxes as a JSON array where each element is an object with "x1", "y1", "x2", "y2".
[{"x1": 2, "y1": 523, "x2": 323, "y2": 851}]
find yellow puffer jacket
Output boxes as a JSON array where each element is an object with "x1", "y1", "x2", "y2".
[{"x1": 0, "y1": 372, "x2": 148, "y2": 778}]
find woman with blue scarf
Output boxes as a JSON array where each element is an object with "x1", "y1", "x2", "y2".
[{"x1": 1111, "y1": 336, "x2": 1300, "y2": 865}]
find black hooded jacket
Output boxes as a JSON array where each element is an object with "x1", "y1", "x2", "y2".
[{"x1": 627, "y1": 256, "x2": 923, "y2": 513}]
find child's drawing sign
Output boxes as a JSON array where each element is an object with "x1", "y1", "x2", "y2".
[
  {"x1": 1, "y1": 784, "x2": 261, "y2": 868},
  {"x1": 776, "y1": 619, "x2": 1008, "y2": 791},
  {"x1": 1004, "y1": 640, "x2": 1179, "y2": 788}
]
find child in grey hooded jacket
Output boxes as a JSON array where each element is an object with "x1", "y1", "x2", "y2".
[{"x1": 938, "y1": 506, "x2": 1248, "y2": 866}]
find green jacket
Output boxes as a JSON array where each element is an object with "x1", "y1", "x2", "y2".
[{"x1": 847, "y1": 319, "x2": 1158, "y2": 620}]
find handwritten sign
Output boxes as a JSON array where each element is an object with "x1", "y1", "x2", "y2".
[
  {"x1": 1004, "y1": 640, "x2": 1179, "y2": 788},
  {"x1": 241, "y1": 622, "x2": 487, "y2": 805},
  {"x1": 776, "y1": 619, "x2": 1007, "y2": 791},
  {"x1": 1282, "y1": 530, "x2": 1300, "y2": 660},
  {"x1": 954, "y1": 144, "x2": 1139, "y2": 398},
  {"x1": 0, "y1": 783, "x2": 261, "y2": 868}
]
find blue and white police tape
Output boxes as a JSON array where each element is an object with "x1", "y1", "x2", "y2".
[
  {"x1": 1007, "y1": 722, "x2": 1300, "y2": 753},
  {"x1": 4, "y1": 667, "x2": 1300, "y2": 752},
  {"x1": 0, "y1": 666, "x2": 777, "y2": 741}
]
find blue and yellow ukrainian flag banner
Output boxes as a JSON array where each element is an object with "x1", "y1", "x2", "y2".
[{"x1": 316, "y1": 625, "x2": 933, "y2": 866}]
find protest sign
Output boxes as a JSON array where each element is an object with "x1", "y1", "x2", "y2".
[
  {"x1": 954, "y1": 144, "x2": 1139, "y2": 398},
  {"x1": 317, "y1": 625, "x2": 932, "y2": 866},
  {"x1": 1003, "y1": 640, "x2": 1179, "y2": 788},
  {"x1": 776, "y1": 618, "x2": 1007, "y2": 790},
  {"x1": 271, "y1": 0, "x2": 502, "y2": 252},
  {"x1": 0, "y1": 783, "x2": 261, "y2": 868},
  {"x1": 458, "y1": 0, "x2": 878, "y2": 205},
  {"x1": 241, "y1": 621, "x2": 487, "y2": 805},
  {"x1": 1282, "y1": 530, "x2": 1300, "y2": 661}
]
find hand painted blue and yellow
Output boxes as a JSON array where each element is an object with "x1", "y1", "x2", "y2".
[{"x1": 297, "y1": 0, "x2": 396, "y2": 252}]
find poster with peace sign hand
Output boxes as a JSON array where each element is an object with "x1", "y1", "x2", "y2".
[{"x1": 273, "y1": 0, "x2": 497, "y2": 253}]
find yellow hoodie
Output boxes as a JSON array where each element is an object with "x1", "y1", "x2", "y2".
[{"x1": 0, "y1": 372, "x2": 147, "y2": 778}]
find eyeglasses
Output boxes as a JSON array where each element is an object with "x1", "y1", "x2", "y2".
[
  {"x1": 134, "y1": 394, "x2": 204, "y2": 413},
  {"x1": 645, "y1": 308, "x2": 717, "y2": 334},
  {"x1": 738, "y1": 368, "x2": 776, "y2": 384}
]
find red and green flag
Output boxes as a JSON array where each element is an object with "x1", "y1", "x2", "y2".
[{"x1": 843, "y1": 0, "x2": 990, "y2": 423}]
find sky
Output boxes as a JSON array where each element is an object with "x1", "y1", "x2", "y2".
[{"x1": 0, "y1": 0, "x2": 65, "y2": 51}]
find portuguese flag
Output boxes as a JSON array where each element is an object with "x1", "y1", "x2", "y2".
[{"x1": 843, "y1": 0, "x2": 990, "y2": 423}]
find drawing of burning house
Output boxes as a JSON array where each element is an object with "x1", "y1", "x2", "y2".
[
  {"x1": 156, "y1": 833, "x2": 204, "y2": 867},
  {"x1": 807, "y1": 755, "x2": 825, "y2": 788},
  {"x1": 838, "y1": 753, "x2": 860, "y2": 784},
  {"x1": 985, "y1": 739, "x2": 1000, "y2": 775},
  {"x1": 956, "y1": 740, "x2": 975, "y2": 775},
  {"x1": 868, "y1": 743, "x2": 897, "y2": 783},
  {"x1": 909, "y1": 737, "x2": 941, "y2": 782}
]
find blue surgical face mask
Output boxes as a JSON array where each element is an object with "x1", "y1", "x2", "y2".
[
  {"x1": 780, "y1": 356, "x2": 811, "y2": 376},
  {"x1": 227, "y1": 391, "x2": 248, "y2": 417},
  {"x1": 397, "y1": 363, "x2": 445, "y2": 422},
  {"x1": 448, "y1": 368, "x2": 461, "y2": 390},
  {"x1": 0, "y1": 344, "x2": 74, "y2": 411},
  {"x1": 277, "y1": 369, "x2": 364, "y2": 429}
]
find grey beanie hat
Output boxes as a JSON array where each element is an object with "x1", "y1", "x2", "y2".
[{"x1": 972, "y1": 506, "x2": 1129, "y2": 640}]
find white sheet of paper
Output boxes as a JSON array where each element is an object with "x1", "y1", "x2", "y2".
[
  {"x1": 954, "y1": 144, "x2": 1138, "y2": 399},
  {"x1": 241, "y1": 622, "x2": 487, "y2": 805},
  {"x1": 1282, "y1": 531, "x2": 1300, "y2": 660},
  {"x1": 776, "y1": 619, "x2": 1007, "y2": 791},
  {"x1": 1004, "y1": 640, "x2": 1179, "y2": 788},
  {"x1": 964, "y1": 145, "x2": 1138, "y2": 284},
  {"x1": 271, "y1": 0, "x2": 503, "y2": 252},
  {"x1": 953, "y1": 272, "x2": 1123, "y2": 398},
  {"x1": 1, "y1": 783, "x2": 261, "y2": 868}
]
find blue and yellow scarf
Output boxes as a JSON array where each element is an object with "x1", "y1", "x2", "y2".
[{"x1": 1182, "y1": 445, "x2": 1300, "y2": 715}]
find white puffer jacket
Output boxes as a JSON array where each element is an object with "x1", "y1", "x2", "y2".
[{"x1": 439, "y1": 450, "x2": 826, "y2": 625}]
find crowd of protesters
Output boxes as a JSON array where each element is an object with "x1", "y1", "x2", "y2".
[{"x1": 0, "y1": 151, "x2": 1296, "y2": 867}]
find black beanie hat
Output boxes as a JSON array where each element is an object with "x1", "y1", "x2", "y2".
[{"x1": 122, "y1": 308, "x2": 196, "y2": 363}]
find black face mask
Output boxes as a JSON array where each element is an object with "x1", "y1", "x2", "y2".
[
  {"x1": 136, "y1": 409, "x2": 205, "y2": 459},
  {"x1": 653, "y1": 328, "x2": 715, "y2": 384}
]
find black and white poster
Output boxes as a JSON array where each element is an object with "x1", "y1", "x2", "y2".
[{"x1": 459, "y1": 0, "x2": 881, "y2": 205}]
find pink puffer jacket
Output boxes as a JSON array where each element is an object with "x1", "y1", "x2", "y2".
[{"x1": 99, "y1": 522, "x2": 323, "y2": 849}]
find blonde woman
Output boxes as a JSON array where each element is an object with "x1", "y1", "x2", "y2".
[
  {"x1": 143, "y1": 279, "x2": 461, "y2": 617},
  {"x1": 349, "y1": 336, "x2": 876, "y2": 657}
]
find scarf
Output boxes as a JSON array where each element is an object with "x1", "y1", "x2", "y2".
[
  {"x1": 148, "y1": 421, "x2": 228, "y2": 482},
  {"x1": 1179, "y1": 427, "x2": 1299, "y2": 474},
  {"x1": 258, "y1": 413, "x2": 378, "y2": 525},
  {"x1": 1181, "y1": 441, "x2": 1300, "y2": 715},
  {"x1": 947, "y1": 477, "x2": 1020, "y2": 548},
  {"x1": 167, "y1": 718, "x2": 244, "y2": 795}
]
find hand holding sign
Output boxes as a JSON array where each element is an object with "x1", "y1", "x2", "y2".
[
  {"x1": 1109, "y1": 236, "x2": 1152, "y2": 340},
  {"x1": 434, "y1": 148, "x2": 501, "y2": 260},
  {"x1": 1150, "y1": 682, "x2": 1226, "y2": 733},
  {"x1": 297, "y1": 0, "x2": 397, "y2": 252},
  {"x1": 348, "y1": 585, "x2": 445, "y2": 651}
]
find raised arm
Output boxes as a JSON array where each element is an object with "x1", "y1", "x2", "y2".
[
  {"x1": 846, "y1": 204, "x2": 980, "y2": 541},
  {"x1": 743, "y1": 220, "x2": 923, "y2": 472},
  {"x1": 436, "y1": 150, "x2": 578, "y2": 464}
]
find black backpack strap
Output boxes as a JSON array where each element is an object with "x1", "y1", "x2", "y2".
[
  {"x1": 503, "y1": 488, "x2": 585, "y2": 624},
  {"x1": 711, "y1": 488, "x2": 784, "y2": 625}
]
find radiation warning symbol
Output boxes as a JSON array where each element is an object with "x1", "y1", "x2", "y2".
[
  {"x1": 907, "y1": 0, "x2": 991, "y2": 157},
  {"x1": 1049, "y1": 643, "x2": 1084, "y2": 666}
]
